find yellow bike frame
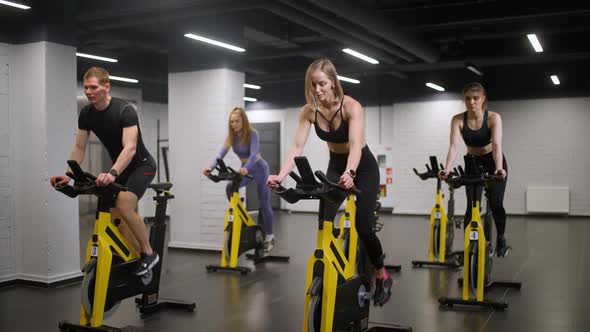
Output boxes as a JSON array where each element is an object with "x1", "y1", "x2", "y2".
[
  {"x1": 461, "y1": 201, "x2": 486, "y2": 302},
  {"x1": 80, "y1": 211, "x2": 139, "y2": 327},
  {"x1": 303, "y1": 194, "x2": 358, "y2": 332},
  {"x1": 220, "y1": 191, "x2": 256, "y2": 268},
  {"x1": 336, "y1": 195, "x2": 361, "y2": 276},
  {"x1": 428, "y1": 188, "x2": 450, "y2": 262}
]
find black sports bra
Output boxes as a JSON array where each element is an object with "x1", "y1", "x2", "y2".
[
  {"x1": 461, "y1": 111, "x2": 492, "y2": 147},
  {"x1": 313, "y1": 98, "x2": 349, "y2": 144}
]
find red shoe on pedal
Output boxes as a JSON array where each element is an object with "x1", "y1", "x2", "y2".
[{"x1": 373, "y1": 268, "x2": 393, "y2": 306}]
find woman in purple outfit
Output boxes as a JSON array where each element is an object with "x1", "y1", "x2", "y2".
[{"x1": 202, "y1": 107, "x2": 275, "y2": 252}]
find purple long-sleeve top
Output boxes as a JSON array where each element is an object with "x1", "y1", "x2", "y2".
[{"x1": 210, "y1": 131, "x2": 261, "y2": 172}]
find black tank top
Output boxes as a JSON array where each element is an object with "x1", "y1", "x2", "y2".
[
  {"x1": 461, "y1": 111, "x2": 492, "y2": 147},
  {"x1": 314, "y1": 98, "x2": 349, "y2": 144}
]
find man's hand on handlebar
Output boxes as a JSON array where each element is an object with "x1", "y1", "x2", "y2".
[
  {"x1": 50, "y1": 175, "x2": 71, "y2": 188},
  {"x1": 96, "y1": 172, "x2": 116, "y2": 186}
]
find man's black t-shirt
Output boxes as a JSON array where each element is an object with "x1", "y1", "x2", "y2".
[{"x1": 78, "y1": 97, "x2": 153, "y2": 176}]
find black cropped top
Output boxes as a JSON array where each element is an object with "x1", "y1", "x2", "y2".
[
  {"x1": 314, "y1": 98, "x2": 349, "y2": 144},
  {"x1": 461, "y1": 111, "x2": 492, "y2": 147}
]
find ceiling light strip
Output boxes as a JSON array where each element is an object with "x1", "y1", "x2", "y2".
[
  {"x1": 244, "y1": 83, "x2": 261, "y2": 90},
  {"x1": 110, "y1": 75, "x2": 139, "y2": 83},
  {"x1": 342, "y1": 48, "x2": 379, "y2": 64},
  {"x1": 184, "y1": 33, "x2": 245, "y2": 52},
  {"x1": 527, "y1": 34, "x2": 543, "y2": 53},
  {"x1": 337, "y1": 75, "x2": 360, "y2": 84},
  {"x1": 426, "y1": 82, "x2": 445, "y2": 92},
  {"x1": 0, "y1": 0, "x2": 30, "y2": 10},
  {"x1": 76, "y1": 52, "x2": 118, "y2": 63}
]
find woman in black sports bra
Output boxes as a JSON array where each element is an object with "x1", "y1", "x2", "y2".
[
  {"x1": 266, "y1": 58, "x2": 392, "y2": 305},
  {"x1": 439, "y1": 82, "x2": 510, "y2": 257}
]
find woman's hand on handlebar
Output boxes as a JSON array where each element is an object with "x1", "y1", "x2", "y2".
[
  {"x1": 438, "y1": 170, "x2": 449, "y2": 181},
  {"x1": 266, "y1": 174, "x2": 283, "y2": 189},
  {"x1": 50, "y1": 175, "x2": 70, "y2": 188},
  {"x1": 239, "y1": 168, "x2": 249, "y2": 176},
  {"x1": 339, "y1": 172, "x2": 355, "y2": 190},
  {"x1": 202, "y1": 167, "x2": 212, "y2": 176},
  {"x1": 495, "y1": 168, "x2": 507, "y2": 180}
]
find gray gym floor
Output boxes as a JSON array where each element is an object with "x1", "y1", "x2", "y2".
[{"x1": 1, "y1": 211, "x2": 589, "y2": 332}]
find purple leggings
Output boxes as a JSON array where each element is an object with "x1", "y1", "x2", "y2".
[{"x1": 225, "y1": 159, "x2": 274, "y2": 235}]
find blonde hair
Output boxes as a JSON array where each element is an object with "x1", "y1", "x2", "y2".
[
  {"x1": 463, "y1": 82, "x2": 488, "y2": 111},
  {"x1": 304, "y1": 58, "x2": 344, "y2": 107},
  {"x1": 226, "y1": 107, "x2": 255, "y2": 146},
  {"x1": 83, "y1": 67, "x2": 110, "y2": 85}
]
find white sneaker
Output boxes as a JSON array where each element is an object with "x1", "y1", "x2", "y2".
[{"x1": 264, "y1": 234, "x2": 275, "y2": 253}]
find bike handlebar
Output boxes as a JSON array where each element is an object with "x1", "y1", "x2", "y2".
[
  {"x1": 314, "y1": 171, "x2": 361, "y2": 195},
  {"x1": 273, "y1": 156, "x2": 361, "y2": 204},
  {"x1": 446, "y1": 172, "x2": 500, "y2": 189},
  {"x1": 207, "y1": 158, "x2": 254, "y2": 183},
  {"x1": 55, "y1": 160, "x2": 128, "y2": 198},
  {"x1": 413, "y1": 166, "x2": 438, "y2": 180},
  {"x1": 414, "y1": 156, "x2": 459, "y2": 180}
]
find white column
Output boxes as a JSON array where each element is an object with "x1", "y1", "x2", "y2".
[
  {"x1": 0, "y1": 43, "x2": 13, "y2": 282},
  {"x1": 7, "y1": 42, "x2": 80, "y2": 283},
  {"x1": 168, "y1": 68, "x2": 244, "y2": 250}
]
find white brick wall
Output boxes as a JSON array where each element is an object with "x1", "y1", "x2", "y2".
[{"x1": 494, "y1": 97, "x2": 590, "y2": 216}]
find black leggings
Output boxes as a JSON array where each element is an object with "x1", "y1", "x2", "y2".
[
  {"x1": 463, "y1": 152, "x2": 508, "y2": 237},
  {"x1": 321, "y1": 146, "x2": 385, "y2": 269}
]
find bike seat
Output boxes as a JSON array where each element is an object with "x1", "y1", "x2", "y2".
[{"x1": 149, "y1": 182, "x2": 173, "y2": 191}]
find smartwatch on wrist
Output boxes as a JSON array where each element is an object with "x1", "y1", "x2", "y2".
[
  {"x1": 348, "y1": 169, "x2": 356, "y2": 179},
  {"x1": 109, "y1": 169, "x2": 119, "y2": 179}
]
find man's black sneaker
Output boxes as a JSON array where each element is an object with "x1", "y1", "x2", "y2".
[{"x1": 134, "y1": 252, "x2": 160, "y2": 276}]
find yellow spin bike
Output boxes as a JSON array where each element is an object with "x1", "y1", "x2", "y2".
[
  {"x1": 55, "y1": 161, "x2": 195, "y2": 332},
  {"x1": 439, "y1": 161, "x2": 521, "y2": 310},
  {"x1": 276, "y1": 156, "x2": 411, "y2": 332},
  {"x1": 206, "y1": 159, "x2": 289, "y2": 274},
  {"x1": 411, "y1": 156, "x2": 463, "y2": 268}
]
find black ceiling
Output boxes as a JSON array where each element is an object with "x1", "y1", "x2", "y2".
[{"x1": 3, "y1": 0, "x2": 590, "y2": 106}]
